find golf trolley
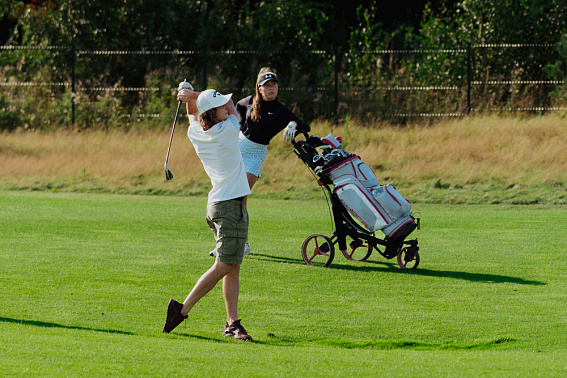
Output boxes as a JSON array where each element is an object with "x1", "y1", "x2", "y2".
[{"x1": 292, "y1": 132, "x2": 421, "y2": 269}]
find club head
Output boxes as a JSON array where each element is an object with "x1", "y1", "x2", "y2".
[{"x1": 165, "y1": 166, "x2": 173, "y2": 180}]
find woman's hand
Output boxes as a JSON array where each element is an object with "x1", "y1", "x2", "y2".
[{"x1": 282, "y1": 121, "x2": 297, "y2": 142}]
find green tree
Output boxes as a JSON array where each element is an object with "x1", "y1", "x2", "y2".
[
  {"x1": 12, "y1": 0, "x2": 198, "y2": 87},
  {"x1": 405, "y1": 0, "x2": 567, "y2": 111},
  {"x1": 545, "y1": 33, "x2": 567, "y2": 101}
]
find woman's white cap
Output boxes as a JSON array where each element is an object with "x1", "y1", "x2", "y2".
[{"x1": 196, "y1": 89, "x2": 232, "y2": 114}]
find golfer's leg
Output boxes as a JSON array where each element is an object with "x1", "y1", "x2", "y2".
[
  {"x1": 223, "y1": 264, "x2": 240, "y2": 323},
  {"x1": 181, "y1": 261, "x2": 231, "y2": 316}
]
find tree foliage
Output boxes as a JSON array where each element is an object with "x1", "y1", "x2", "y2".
[
  {"x1": 545, "y1": 33, "x2": 567, "y2": 101},
  {"x1": 2, "y1": 0, "x2": 567, "y2": 129},
  {"x1": 400, "y1": 0, "x2": 567, "y2": 111}
]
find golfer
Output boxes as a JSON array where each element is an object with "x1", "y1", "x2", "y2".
[{"x1": 162, "y1": 87, "x2": 252, "y2": 341}]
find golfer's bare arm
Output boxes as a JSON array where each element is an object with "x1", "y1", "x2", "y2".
[
  {"x1": 226, "y1": 99, "x2": 237, "y2": 117},
  {"x1": 177, "y1": 89, "x2": 199, "y2": 120}
]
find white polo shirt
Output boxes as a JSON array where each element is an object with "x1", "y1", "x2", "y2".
[{"x1": 187, "y1": 115, "x2": 251, "y2": 203}]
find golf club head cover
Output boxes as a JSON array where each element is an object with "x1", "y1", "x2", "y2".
[{"x1": 321, "y1": 134, "x2": 341, "y2": 148}]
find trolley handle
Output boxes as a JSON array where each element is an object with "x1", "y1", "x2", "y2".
[
  {"x1": 292, "y1": 131, "x2": 310, "y2": 146},
  {"x1": 293, "y1": 132, "x2": 325, "y2": 147}
]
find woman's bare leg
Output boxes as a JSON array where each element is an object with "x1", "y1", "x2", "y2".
[{"x1": 242, "y1": 172, "x2": 258, "y2": 208}]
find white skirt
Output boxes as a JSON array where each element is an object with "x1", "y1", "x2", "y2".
[{"x1": 239, "y1": 132, "x2": 268, "y2": 177}]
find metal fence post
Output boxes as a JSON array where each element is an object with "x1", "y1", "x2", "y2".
[
  {"x1": 467, "y1": 42, "x2": 471, "y2": 114},
  {"x1": 71, "y1": 44, "x2": 76, "y2": 125},
  {"x1": 202, "y1": 46, "x2": 207, "y2": 90},
  {"x1": 334, "y1": 48, "x2": 339, "y2": 119}
]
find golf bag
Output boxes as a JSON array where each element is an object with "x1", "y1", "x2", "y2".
[{"x1": 319, "y1": 134, "x2": 415, "y2": 238}]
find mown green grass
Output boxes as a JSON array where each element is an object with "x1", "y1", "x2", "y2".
[{"x1": 0, "y1": 191, "x2": 566, "y2": 376}]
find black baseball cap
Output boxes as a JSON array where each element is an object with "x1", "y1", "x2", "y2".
[{"x1": 257, "y1": 72, "x2": 278, "y2": 87}]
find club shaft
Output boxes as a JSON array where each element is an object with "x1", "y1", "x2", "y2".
[{"x1": 165, "y1": 100, "x2": 183, "y2": 164}]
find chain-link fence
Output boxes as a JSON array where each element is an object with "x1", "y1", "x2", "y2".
[{"x1": 1, "y1": 43, "x2": 565, "y2": 130}]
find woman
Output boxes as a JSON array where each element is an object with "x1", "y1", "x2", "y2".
[{"x1": 229, "y1": 68, "x2": 310, "y2": 255}]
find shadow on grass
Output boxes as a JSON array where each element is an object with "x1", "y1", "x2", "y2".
[
  {"x1": 252, "y1": 253, "x2": 306, "y2": 265},
  {"x1": 171, "y1": 333, "x2": 516, "y2": 350},
  {"x1": 0, "y1": 316, "x2": 135, "y2": 336},
  {"x1": 168, "y1": 332, "x2": 230, "y2": 343},
  {"x1": 253, "y1": 334, "x2": 516, "y2": 350},
  {"x1": 1, "y1": 316, "x2": 517, "y2": 350},
  {"x1": 251, "y1": 254, "x2": 546, "y2": 286},
  {"x1": 362, "y1": 260, "x2": 547, "y2": 285}
]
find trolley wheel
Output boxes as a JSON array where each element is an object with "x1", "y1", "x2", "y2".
[
  {"x1": 397, "y1": 247, "x2": 420, "y2": 269},
  {"x1": 341, "y1": 236, "x2": 373, "y2": 261},
  {"x1": 301, "y1": 234, "x2": 335, "y2": 267}
]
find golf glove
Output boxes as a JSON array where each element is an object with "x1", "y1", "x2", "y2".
[
  {"x1": 283, "y1": 121, "x2": 297, "y2": 142},
  {"x1": 178, "y1": 80, "x2": 193, "y2": 91}
]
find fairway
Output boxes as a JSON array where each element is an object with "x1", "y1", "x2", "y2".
[{"x1": 1, "y1": 191, "x2": 565, "y2": 376}]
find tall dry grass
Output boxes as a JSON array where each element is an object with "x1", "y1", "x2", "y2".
[
  {"x1": 328, "y1": 114, "x2": 567, "y2": 185},
  {"x1": 1, "y1": 114, "x2": 566, "y2": 200},
  {"x1": 0, "y1": 126, "x2": 207, "y2": 194}
]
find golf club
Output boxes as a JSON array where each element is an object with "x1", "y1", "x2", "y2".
[{"x1": 164, "y1": 79, "x2": 193, "y2": 180}]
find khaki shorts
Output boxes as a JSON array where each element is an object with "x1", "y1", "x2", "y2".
[{"x1": 206, "y1": 199, "x2": 249, "y2": 265}]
